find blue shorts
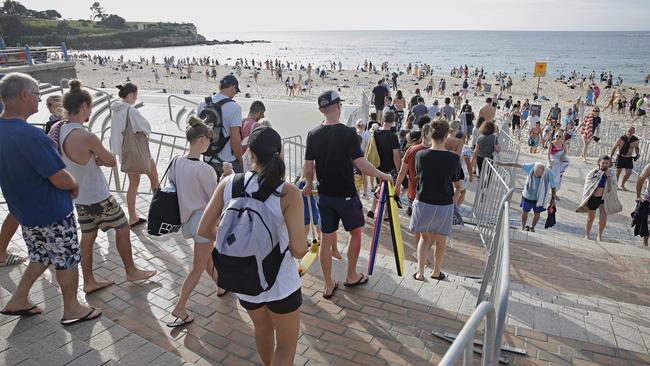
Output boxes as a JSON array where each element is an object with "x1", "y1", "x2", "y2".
[
  {"x1": 520, "y1": 198, "x2": 545, "y2": 213},
  {"x1": 317, "y1": 194, "x2": 364, "y2": 234},
  {"x1": 303, "y1": 194, "x2": 319, "y2": 226}
]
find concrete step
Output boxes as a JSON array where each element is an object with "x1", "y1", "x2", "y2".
[{"x1": 0, "y1": 265, "x2": 191, "y2": 366}]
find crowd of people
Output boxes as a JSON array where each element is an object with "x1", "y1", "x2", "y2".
[{"x1": 0, "y1": 63, "x2": 648, "y2": 366}]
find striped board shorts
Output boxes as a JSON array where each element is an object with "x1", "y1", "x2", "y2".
[
  {"x1": 409, "y1": 200, "x2": 454, "y2": 236},
  {"x1": 76, "y1": 196, "x2": 128, "y2": 233}
]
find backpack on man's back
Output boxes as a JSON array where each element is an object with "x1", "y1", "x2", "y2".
[{"x1": 199, "y1": 96, "x2": 233, "y2": 161}]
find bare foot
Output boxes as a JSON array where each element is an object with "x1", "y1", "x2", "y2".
[
  {"x1": 83, "y1": 280, "x2": 114, "y2": 294},
  {"x1": 621, "y1": 186, "x2": 628, "y2": 191},
  {"x1": 596, "y1": 236, "x2": 603, "y2": 242},
  {"x1": 331, "y1": 249, "x2": 343, "y2": 260},
  {"x1": 584, "y1": 236, "x2": 591, "y2": 240},
  {"x1": 126, "y1": 269, "x2": 157, "y2": 282}
]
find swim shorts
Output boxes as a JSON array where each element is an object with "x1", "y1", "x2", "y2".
[
  {"x1": 76, "y1": 196, "x2": 128, "y2": 234},
  {"x1": 22, "y1": 212, "x2": 81, "y2": 270},
  {"x1": 587, "y1": 196, "x2": 604, "y2": 211},
  {"x1": 520, "y1": 197, "x2": 545, "y2": 213},
  {"x1": 616, "y1": 156, "x2": 634, "y2": 170},
  {"x1": 317, "y1": 194, "x2": 364, "y2": 234}
]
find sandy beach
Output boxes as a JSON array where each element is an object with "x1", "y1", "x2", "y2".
[{"x1": 73, "y1": 58, "x2": 650, "y2": 134}]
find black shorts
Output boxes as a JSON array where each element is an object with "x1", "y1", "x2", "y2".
[
  {"x1": 239, "y1": 288, "x2": 302, "y2": 314},
  {"x1": 616, "y1": 156, "x2": 634, "y2": 170},
  {"x1": 375, "y1": 104, "x2": 385, "y2": 112},
  {"x1": 638, "y1": 110, "x2": 646, "y2": 116},
  {"x1": 317, "y1": 194, "x2": 364, "y2": 234},
  {"x1": 587, "y1": 196, "x2": 604, "y2": 211}
]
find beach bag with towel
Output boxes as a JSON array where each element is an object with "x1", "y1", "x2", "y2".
[
  {"x1": 211, "y1": 173, "x2": 287, "y2": 296},
  {"x1": 120, "y1": 108, "x2": 151, "y2": 174},
  {"x1": 365, "y1": 131, "x2": 381, "y2": 168},
  {"x1": 199, "y1": 97, "x2": 233, "y2": 162},
  {"x1": 147, "y1": 157, "x2": 181, "y2": 236}
]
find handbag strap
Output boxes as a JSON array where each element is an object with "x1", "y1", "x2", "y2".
[{"x1": 159, "y1": 155, "x2": 180, "y2": 188}]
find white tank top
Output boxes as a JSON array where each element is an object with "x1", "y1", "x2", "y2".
[
  {"x1": 223, "y1": 172, "x2": 300, "y2": 303},
  {"x1": 59, "y1": 123, "x2": 111, "y2": 205}
]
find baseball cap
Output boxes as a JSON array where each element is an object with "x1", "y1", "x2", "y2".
[
  {"x1": 220, "y1": 75, "x2": 240, "y2": 92},
  {"x1": 248, "y1": 127, "x2": 282, "y2": 158},
  {"x1": 318, "y1": 90, "x2": 343, "y2": 108}
]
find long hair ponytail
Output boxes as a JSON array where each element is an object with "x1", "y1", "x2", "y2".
[{"x1": 253, "y1": 151, "x2": 285, "y2": 201}]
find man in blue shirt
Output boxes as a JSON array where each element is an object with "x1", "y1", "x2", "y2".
[
  {"x1": 497, "y1": 161, "x2": 557, "y2": 232},
  {"x1": 0, "y1": 73, "x2": 101, "y2": 324}
]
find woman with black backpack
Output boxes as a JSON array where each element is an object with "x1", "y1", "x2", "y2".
[
  {"x1": 199, "y1": 127, "x2": 307, "y2": 366},
  {"x1": 166, "y1": 116, "x2": 227, "y2": 328}
]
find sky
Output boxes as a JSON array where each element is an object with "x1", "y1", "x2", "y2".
[{"x1": 17, "y1": 0, "x2": 649, "y2": 35}]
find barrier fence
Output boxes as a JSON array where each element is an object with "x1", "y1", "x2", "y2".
[
  {"x1": 440, "y1": 200, "x2": 512, "y2": 366},
  {"x1": 0, "y1": 43, "x2": 69, "y2": 66},
  {"x1": 493, "y1": 128, "x2": 520, "y2": 189}
]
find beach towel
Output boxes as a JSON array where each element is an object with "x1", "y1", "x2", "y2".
[
  {"x1": 545, "y1": 205, "x2": 556, "y2": 229},
  {"x1": 576, "y1": 168, "x2": 622, "y2": 214},
  {"x1": 522, "y1": 165, "x2": 553, "y2": 209}
]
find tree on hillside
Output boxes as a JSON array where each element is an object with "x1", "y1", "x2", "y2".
[
  {"x1": 97, "y1": 14, "x2": 125, "y2": 28},
  {"x1": 1, "y1": 0, "x2": 28, "y2": 15},
  {"x1": 89, "y1": 2, "x2": 106, "y2": 21}
]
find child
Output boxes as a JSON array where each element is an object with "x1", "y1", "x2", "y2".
[{"x1": 296, "y1": 175, "x2": 341, "y2": 260}]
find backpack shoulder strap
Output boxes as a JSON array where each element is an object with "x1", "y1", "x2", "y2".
[
  {"x1": 231, "y1": 173, "x2": 247, "y2": 198},
  {"x1": 215, "y1": 98, "x2": 233, "y2": 107}
]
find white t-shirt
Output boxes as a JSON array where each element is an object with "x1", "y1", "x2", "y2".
[
  {"x1": 222, "y1": 172, "x2": 300, "y2": 304},
  {"x1": 527, "y1": 115, "x2": 540, "y2": 127},
  {"x1": 196, "y1": 93, "x2": 243, "y2": 163},
  {"x1": 169, "y1": 156, "x2": 218, "y2": 223}
]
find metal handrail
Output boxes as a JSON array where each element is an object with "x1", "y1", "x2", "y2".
[
  {"x1": 168, "y1": 94, "x2": 199, "y2": 122},
  {"x1": 439, "y1": 302, "x2": 497, "y2": 366}
]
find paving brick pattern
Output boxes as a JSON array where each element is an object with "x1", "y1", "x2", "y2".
[{"x1": 1, "y1": 134, "x2": 650, "y2": 364}]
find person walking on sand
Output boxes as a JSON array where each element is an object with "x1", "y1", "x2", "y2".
[
  {"x1": 303, "y1": 91, "x2": 392, "y2": 299},
  {"x1": 59, "y1": 80, "x2": 156, "y2": 294},
  {"x1": 611, "y1": 126, "x2": 640, "y2": 191},
  {"x1": 497, "y1": 162, "x2": 556, "y2": 232},
  {"x1": 411, "y1": 120, "x2": 458, "y2": 281},
  {"x1": 110, "y1": 82, "x2": 160, "y2": 228},
  {"x1": 167, "y1": 116, "x2": 227, "y2": 328},
  {"x1": 0, "y1": 73, "x2": 102, "y2": 324},
  {"x1": 577, "y1": 155, "x2": 622, "y2": 241}
]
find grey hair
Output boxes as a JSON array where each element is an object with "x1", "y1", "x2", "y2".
[
  {"x1": 534, "y1": 162, "x2": 545, "y2": 172},
  {"x1": 0, "y1": 73, "x2": 39, "y2": 102}
]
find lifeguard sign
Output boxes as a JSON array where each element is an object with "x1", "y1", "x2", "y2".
[{"x1": 534, "y1": 62, "x2": 547, "y2": 77}]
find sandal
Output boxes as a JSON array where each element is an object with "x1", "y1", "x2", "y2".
[
  {"x1": 523, "y1": 226, "x2": 530, "y2": 231},
  {"x1": 129, "y1": 218, "x2": 147, "y2": 228},
  {"x1": 529, "y1": 227, "x2": 535, "y2": 232},
  {"x1": 431, "y1": 272, "x2": 447, "y2": 281},
  {"x1": 1, "y1": 305, "x2": 42, "y2": 317},
  {"x1": 323, "y1": 282, "x2": 339, "y2": 299},
  {"x1": 60, "y1": 308, "x2": 102, "y2": 326},
  {"x1": 412, "y1": 273, "x2": 424, "y2": 282},
  {"x1": 0, "y1": 254, "x2": 25, "y2": 267},
  {"x1": 344, "y1": 273, "x2": 369, "y2": 287},
  {"x1": 166, "y1": 313, "x2": 194, "y2": 328}
]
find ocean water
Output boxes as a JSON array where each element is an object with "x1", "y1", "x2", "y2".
[{"x1": 80, "y1": 31, "x2": 650, "y2": 83}]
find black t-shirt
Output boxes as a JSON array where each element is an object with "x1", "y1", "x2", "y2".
[
  {"x1": 415, "y1": 149, "x2": 459, "y2": 205},
  {"x1": 372, "y1": 85, "x2": 388, "y2": 106},
  {"x1": 410, "y1": 95, "x2": 420, "y2": 108},
  {"x1": 374, "y1": 130, "x2": 400, "y2": 173},
  {"x1": 305, "y1": 123, "x2": 363, "y2": 197},
  {"x1": 620, "y1": 135, "x2": 639, "y2": 156}
]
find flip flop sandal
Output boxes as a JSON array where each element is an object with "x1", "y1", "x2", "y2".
[
  {"x1": 412, "y1": 273, "x2": 425, "y2": 282},
  {"x1": 130, "y1": 218, "x2": 147, "y2": 228},
  {"x1": 216, "y1": 289, "x2": 229, "y2": 298},
  {"x1": 166, "y1": 313, "x2": 194, "y2": 328},
  {"x1": 323, "y1": 282, "x2": 339, "y2": 300},
  {"x1": 344, "y1": 273, "x2": 369, "y2": 287},
  {"x1": 0, "y1": 305, "x2": 42, "y2": 317},
  {"x1": 523, "y1": 226, "x2": 530, "y2": 231},
  {"x1": 60, "y1": 307, "x2": 102, "y2": 326},
  {"x1": 431, "y1": 272, "x2": 447, "y2": 281},
  {"x1": 529, "y1": 227, "x2": 536, "y2": 232},
  {"x1": 0, "y1": 254, "x2": 25, "y2": 267}
]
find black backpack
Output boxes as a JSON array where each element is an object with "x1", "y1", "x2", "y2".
[{"x1": 199, "y1": 96, "x2": 234, "y2": 161}]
